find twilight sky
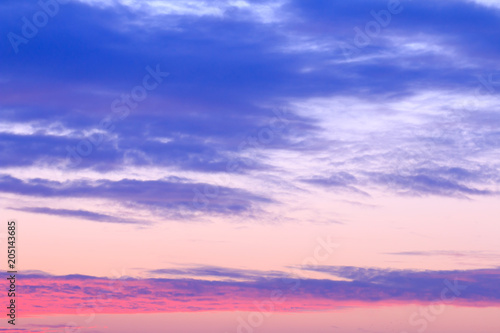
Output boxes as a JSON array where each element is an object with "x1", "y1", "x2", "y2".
[{"x1": 1, "y1": 0, "x2": 500, "y2": 332}]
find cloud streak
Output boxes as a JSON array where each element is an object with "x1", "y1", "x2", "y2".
[
  {"x1": 8, "y1": 266, "x2": 500, "y2": 316},
  {"x1": 0, "y1": 175, "x2": 272, "y2": 216},
  {"x1": 9, "y1": 207, "x2": 146, "y2": 224}
]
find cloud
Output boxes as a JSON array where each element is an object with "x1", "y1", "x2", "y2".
[
  {"x1": 0, "y1": 175, "x2": 272, "y2": 216},
  {"x1": 7, "y1": 266, "x2": 500, "y2": 316},
  {"x1": 301, "y1": 172, "x2": 357, "y2": 187},
  {"x1": 148, "y1": 265, "x2": 287, "y2": 280},
  {"x1": 76, "y1": 0, "x2": 287, "y2": 23},
  {"x1": 370, "y1": 171, "x2": 494, "y2": 197},
  {"x1": 301, "y1": 165, "x2": 497, "y2": 198},
  {"x1": 386, "y1": 250, "x2": 500, "y2": 261},
  {"x1": 0, "y1": 324, "x2": 92, "y2": 333},
  {"x1": 300, "y1": 172, "x2": 371, "y2": 196},
  {"x1": 9, "y1": 207, "x2": 147, "y2": 224}
]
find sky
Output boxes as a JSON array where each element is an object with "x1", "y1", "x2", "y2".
[{"x1": 1, "y1": 0, "x2": 500, "y2": 332}]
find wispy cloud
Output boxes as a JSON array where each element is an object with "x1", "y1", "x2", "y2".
[
  {"x1": 7, "y1": 266, "x2": 500, "y2": 316},
  {"x1": 9, "y1": 206, "x2": 147, "y2": 224},
  {"x1": 386, "y1": 250, "x2": 500, "y2": 260},
  {"x1": 0, "y1": 175, "x2": 272, "y2": 217}
]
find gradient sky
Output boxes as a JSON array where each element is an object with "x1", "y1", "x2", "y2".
[{"x1": 1, "y1": 0, "x2": 500, "y2": 332}]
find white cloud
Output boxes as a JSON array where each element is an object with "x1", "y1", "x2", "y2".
[
  {"x1": 74, "y1": 0, "x2": 285, "y2": 23},
  {"x1": 469, "y1": 0, "x2": 500, "y2": 9},
  {"x1": 0, "y1": 121, "x2": 74, "y2": 137}
]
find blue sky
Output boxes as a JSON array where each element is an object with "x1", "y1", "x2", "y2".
[
  {"x1": 2, "y1": 0, "x2": 500, "y2": 225},
  {"x1": 1, "y1": 2, "x2": 500, "y2": 332}
]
